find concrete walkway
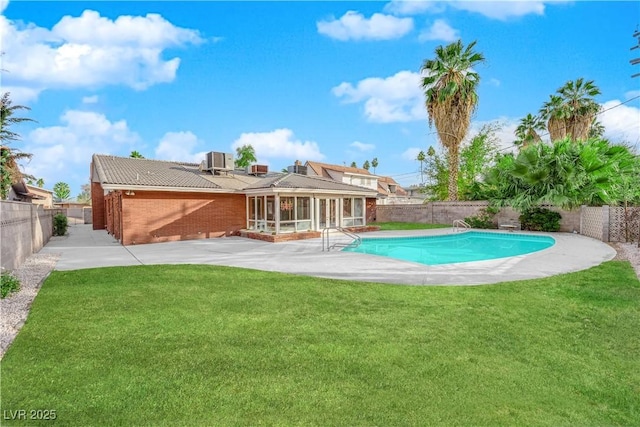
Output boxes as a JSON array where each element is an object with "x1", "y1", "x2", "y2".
[{"x1": 40, "y1": 224, "x2": 617, "y2": 286}]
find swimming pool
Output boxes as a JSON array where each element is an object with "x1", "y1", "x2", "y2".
[{"x1": 342, "y1": 231, "x2": 555, "y2": 265}]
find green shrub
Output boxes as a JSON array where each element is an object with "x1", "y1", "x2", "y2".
[
  {"x1": 1, "y1": 271, "x2": 21, "y2": 298},
  {"x1": 53, "y1": 214, "x2": 68, "y2": 236},
  {"x1": 519, "y1": 207, "x2": 562, "y2": 232},
  {"x1": 464, "y1": 208, "x2": 497, "y2": 229}
]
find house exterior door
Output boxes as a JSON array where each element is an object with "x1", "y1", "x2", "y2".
[{"x1": 319, "y1": 199, "x2": 338, "y2": 228}]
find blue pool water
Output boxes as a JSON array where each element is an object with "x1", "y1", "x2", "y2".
[{"x1": 343, "y1": 231, "x2": 555, "y2": 265}]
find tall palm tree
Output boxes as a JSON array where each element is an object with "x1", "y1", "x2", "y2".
[
  {"x1": 421, "y1": 40, "x2": 485, "y2": 201},
  {"x1": 129, "y1": 150, "x2": 144, "y2": 159},
  {"x1": 557, "y1": 78, "x2": 601, "y2": 142},
  {"x1": 515, "y1": 113, "x2": 545, "y2": 148},
  {"x1": 416, "y1": 150, "x2": 426, "y2": 184},
  {"x1": 539, "y1": 95, "x2": 567, "y2": 142}
]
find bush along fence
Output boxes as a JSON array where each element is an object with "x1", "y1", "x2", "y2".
[
  {"x1": 375, "y1": 202, "x2": 639, "y2": 243},
  {"x1": 0, "y1": 201, "x2": 63, "y2": 271}
]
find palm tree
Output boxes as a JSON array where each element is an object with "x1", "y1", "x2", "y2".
[
  {"x1": 36, "y1": 178, "x2": 45, "y2": 188},
  {"x1": 129, "y1": 151, "x2": 144, "y2": 158},
  {"x1": 362, "y1": 160, "x2": 370, "y2": 170},
  {"x1": 421, "y1": 40, "x2": 485, "y2": 201},
  {"x1": 0, "y1": 92, "x2": 35, "y2": 199},
  {"x1": 350, "y1": 161, "x2": 357, "y2": 168},
  {"x1": 539, "y1": 95, "x2": 567, "y2": 142},
  {"x1": 371, "y1": 157, "x2": 378, "y2": 174},
  {"x1": 557, "y1": 78, "x2": 601, "y2": 142},
  {"x1": 416, "y1": 150, "x2": 426, "y2": 184},
  {"x1": 588, "y1": 118, "x2": 605, "y2": 139},
  {"x1": 515, "y1": 114, "x2": 545, "y2": 148}
]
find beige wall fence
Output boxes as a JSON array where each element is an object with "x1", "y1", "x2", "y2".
[
  {"x1": 0, "y1": 202, "x2": 94, "y2": 270},
  {"x1": 1, "y1": 201, "x2": 62, "y2": 271},
  {"x1": 375, "y1": 202, "x2": 637, "y2": 242}
]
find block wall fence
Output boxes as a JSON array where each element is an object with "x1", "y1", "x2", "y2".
[{"x1": 375, "y1": 202, "x2": 638, "y2": 243}]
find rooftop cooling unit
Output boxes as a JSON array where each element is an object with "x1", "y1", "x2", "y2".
[
  {"x1": 247, "y1": 164, "x2": 268, "y2": 175},
  {"x1": 205, "y1": 151, "x2": 234, "y2": 171}
]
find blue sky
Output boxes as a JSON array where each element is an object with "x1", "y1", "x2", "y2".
[{"x1": 2, "y1": 0, "x2": 639, "y2": 197}]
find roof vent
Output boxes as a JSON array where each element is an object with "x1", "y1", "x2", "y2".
[{"x1": 204, "y1": 151, "x2": 234, "y2": 172}]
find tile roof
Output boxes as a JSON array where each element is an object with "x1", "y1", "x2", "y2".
[
  {"x1": 243, "y1": 173, "x2": 376, "y2": 194},
  {"x1": 92, "y1": 155, "x2": 376, "y2": 194},
  {"x1": 93, "y1": 155, "x2": 223, "y2": 189}
]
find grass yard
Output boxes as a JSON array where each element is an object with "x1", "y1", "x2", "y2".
[
  {"x1": 374, "y1": 221, "x2": 450, "y2": 230},
  {"x1": 1, "y1": 262, "x2": 639, "y2": 426}
]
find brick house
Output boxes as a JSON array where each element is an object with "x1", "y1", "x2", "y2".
[{"x1": 90, "y1": 154, "x2": 377, "y2": 245}]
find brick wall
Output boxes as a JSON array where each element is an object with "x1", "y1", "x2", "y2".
[
  {"x1": 366, "y1": 197, "x2": 377, "y2": 223},
  {"x1": 120, "y1": 191, "x2": 246, "y2": 245},
  {"x1": 91, "y1": 182, "x2": 105, "y2": 230}
]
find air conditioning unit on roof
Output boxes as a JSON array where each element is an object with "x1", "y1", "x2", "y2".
[
  {"x1": 205, "y1": 151, "x2": 234, "y2": 171},
  {"x1": 247, "y1": 164, "x2": 268, "y2": 175}
]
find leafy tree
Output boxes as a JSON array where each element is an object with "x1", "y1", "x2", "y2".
[
  {"x1": 36, "y1": 178, "x2": 44, "y2": 188},
  {"x1": 53, "y1": 182, "x2": 71, "y2": 202},
  {"x1": 0, "y1": 92, "x2": 35, "y2": 199},
  {"x1": 371, "y1": 157, "x2": 378, "y2": 174},
  {"x1": 422, "y1": 123, "x2": 500, "y2": 201},
  {"x1": 235, "y1": 144, "x2": 257, "y2": 168},
  {"x1": 77, "y1": 183, "x2": 92, "y2": 205},
  {"x1": 362, "y1": 160, "x2": 370, "y2": 170},
  {"x1": 130, "y1": 151, "x2": 144, "y2": 158},
  {"x1": 350, "y1": 161, "x2": 357, "y2": 168},
  {"x1": 515, "y1": 114, "x2": 545, "y2": 148},
  {"x1": 421, "y1": 40, "x2": 485, "y2": 201}
]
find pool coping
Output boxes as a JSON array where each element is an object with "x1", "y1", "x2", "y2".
[{"x1": 41, "y1": 225, "x2": 617, "y2": 286}]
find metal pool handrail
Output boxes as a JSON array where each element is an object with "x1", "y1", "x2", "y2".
[
  {"x1": 322, "y1": 227, "x2": 362, "y2": 251},
  {"x1": 452, "y1": 219, "x2": 471, "y2": 233}
]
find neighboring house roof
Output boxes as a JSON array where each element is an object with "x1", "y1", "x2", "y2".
[
  {"x1": 26, "y1": 184, "x2": 53, "y2": 194},
  {"x1": 377, "y1": 176, "x2": 408, "y2": 197},
  {"x1": 305, "y1": 160, "x2": 408, "y2": 196},
  {"x1": 244, "y1": 173, "x2": 377, "y2": 195},
  {"x1": 305, "y1": 161, "x2": 371, "y2": 178},
  {"x1": 92, "y1": 154, "x2": 376, "y2": 196}
]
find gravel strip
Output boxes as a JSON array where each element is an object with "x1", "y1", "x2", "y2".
[
  {"x1": 613, "y1": 242, "x2": 640, "y2": 279},
  {"x1": 1, "y1": 253, "x2": 60, "y2": 358}
]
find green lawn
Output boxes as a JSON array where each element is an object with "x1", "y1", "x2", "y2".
[
  {"x1": 1, "y1": 263, "x2": 639, "y2": 426},
  {"x1": 374, "y1": 221, "x2": 450, "y2": 230}
]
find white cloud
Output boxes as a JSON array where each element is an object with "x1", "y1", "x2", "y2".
[
  {"x1": 418, "y1": 19, "x2": 459, "y2": 42},
  {"x1": 599, "y1": 100, "x2": 640, "y2": 146},
  {"x1": 82, "y1": 95, "x2": 98, "y2": 104},
  {"x1": 0, "y1": 10, "x2": 203, "y2": 100},
  {"x1": 23, "y1": 110, "x2": 140, "y2": 192},
  {"x1": 489, "y1": 78, "x2": 501, "y2": 87},
  {"x1": 385, "y1": 1, "x2": 442, "y2": 15},
  {"x1": 0, "y1": 0, "x2": 9, "y2": 14},
  {"x1": 332, "y1": 70, "x2": 426, "y2": 123},
  {"x1": 625, "y1": 90, "x2": 640, "y2": 100},
  {"x1": 317, "y1": 11, "x2": 413, "y2": 41},
  {"x1": 155, "y1": 131, "x2": 207, "y2": 163},
  {"x1": 350, "y1": 141, "x2": 375, "y2": 152},
  {"x1": 402, "y1": 147, "x2": 422, "y2": 161},
  {"x1": 231, "y1": 129, "x2": 325, "y2": 163},
  {"x1": 385, "y1": 0, "x2": 555, "y2": 20}
]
